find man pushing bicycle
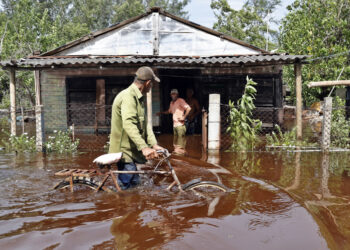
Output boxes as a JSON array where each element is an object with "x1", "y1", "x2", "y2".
[{"x1": 108, "y1": 66, "x2": 164, "y2": 189}]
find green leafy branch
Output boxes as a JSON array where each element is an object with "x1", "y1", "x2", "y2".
[{"x1": 227, "y1": 77, "x2": 262, "y2": 151}]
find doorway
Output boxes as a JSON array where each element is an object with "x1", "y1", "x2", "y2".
[{"x1": 158, "y1": 68, "x2": 202, "y2": 133}]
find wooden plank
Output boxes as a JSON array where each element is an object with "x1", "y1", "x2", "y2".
[
  {"x1": 295, "y1": 63, "x2": 302, "y2": 140},
  {"x1": 308, "y1": 80, "x2": 350, "y2": 88}
]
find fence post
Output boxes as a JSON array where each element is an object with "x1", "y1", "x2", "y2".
[
  {"x1": 21, "y1": 107, "x2": 25, "y2": 134},
  {"x1": 321, "y1": 97, "x2": 332, "y2": 151},
  {"x1": 9, "y1": 68, "x2": 16, "y2": 136},
  {"x1": 34, "y1": 70, "x2": 45, "y2": 152},
  {"x1": 35, "y1": 105, "x2": 45, "y2": 151},
  {"x1": 202, "y1": 108, "x2": 208, "y2": 150},
  {"x1": 295, "y1": 63, "x2": 303, "y2": 140},
  {"x1": 208, "y1": 94, "x2": 220, "y2": 150}
]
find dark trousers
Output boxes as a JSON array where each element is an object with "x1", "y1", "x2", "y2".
[{"x1": 117, "y1": 161, "x2": 140, "y2": 189}]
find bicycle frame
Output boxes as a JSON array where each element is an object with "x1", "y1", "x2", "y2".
[
  {"x1": 109, "y1": 149, "x2": 184, "y2": 192},
  {"x1": 55, "y1": 149, "x2": 184, "y2": 192}
]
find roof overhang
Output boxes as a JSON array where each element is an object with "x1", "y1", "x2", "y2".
[{"x1": 0, "y1": 54, "x2": 310, "y2": 70}]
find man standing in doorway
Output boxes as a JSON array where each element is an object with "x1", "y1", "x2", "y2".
[
  {"x1": 109, "y1": 66, "x2": 164, "y2": 189},
  {"x1": 157, "y1": 89, "x2": 191, "y2": 154},
  {"x1": 185, "y1": 88, "x2": 201, "y2": 135}
]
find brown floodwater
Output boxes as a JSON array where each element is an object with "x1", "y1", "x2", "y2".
[{"x1": 0, "y1": 134, "x2": 349, "y2": 249}]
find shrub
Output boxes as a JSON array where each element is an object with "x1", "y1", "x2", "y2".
[
  {"x1": 266, "y1": 125, "x2": 316, "y2": 147},
  {"x1": 227, "y1": 77, "x2": 262, "y2": 151},
  {"x1": 45, "y1": 130, "x2": 79, "y2": 153},
  {"x1": 1, "y1": 130, "x2": 36, "y2": 152},
  {"x1": 330, "y1": 97, "x2": 350, "y2": 148}
]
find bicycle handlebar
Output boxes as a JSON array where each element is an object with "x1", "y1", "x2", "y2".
[{"x1": 156, "y1": 149, "x2": 170, "y2": 157}]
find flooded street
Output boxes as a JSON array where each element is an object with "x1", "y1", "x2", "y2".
[{"x1": 0, "y1": 135, "x2": 349, "y2": 249}]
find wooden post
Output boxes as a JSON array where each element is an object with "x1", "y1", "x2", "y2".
[
  {"x1": 202, "y1": 109, "x2": 208, "y2": 150},
  {"x1": 295, "y1": 63, "x2": 302, "y2": 140},
  {"x1": 150, "y1": 10, "x2": 159, "y2": 128},
  {"x1": 96, "y1": 79, "x2": 106, "y2": 131},
  {"x1": 21, "y1": 107, "x2": 25, "y2": 134},
  {"x1": 9, "y1": 68, "x2": 16, "y2": 136},
  {"x1": 147, "y1": 89, "x2": 152, "y2": 129},
  {"x1": 34, "y1": 70, "x2": 45, "y2": 151},
  {"x1": 152, "y1": 11, "x2": 159, "y2": 56}
]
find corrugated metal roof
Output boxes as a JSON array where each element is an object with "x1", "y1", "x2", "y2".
[{"x1": 0, "y1": 54, "x2": 309, "y2": 68}]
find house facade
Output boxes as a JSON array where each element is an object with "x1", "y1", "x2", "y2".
[{"x1": 1, "y1": 7, "x2": 307, "y2": 149}]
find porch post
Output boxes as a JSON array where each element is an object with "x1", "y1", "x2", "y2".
[
  {"x1": 147, "y1": 89, "x2": 152, "y2": 129},
  {"x1": 295, "y1": 63, "x2": 302, "y2": 140},
  {"x1": 147, "y1": 10, "x2": 159, "y2": 128},
  {"x1": 34, "y1": 70, "x2": 45, "y2": 151},
  {"x1": 9, "y1": 68, "x2": 16, "y2": 136}
]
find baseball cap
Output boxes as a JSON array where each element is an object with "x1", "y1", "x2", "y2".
[
  {"x1": 135, "y1": 66, "x2": 160, "y2": 83},
  {"x1": 170, "y1": 89, "x2": 178, "y2": 94}
]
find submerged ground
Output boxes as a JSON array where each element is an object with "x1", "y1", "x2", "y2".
[{"x1": 0, "y1": 135, "x2": 349, "y2": 249}]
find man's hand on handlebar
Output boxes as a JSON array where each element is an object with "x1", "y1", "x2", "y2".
[
  {"x1": 152, "y1": 144, "x2": 165, "y2": 152},
  {"x1": 142, "y1": 147, "x2": 158, "y2": 160},
  {"x1": 153, "y1": 145, "x2": 170, "y2": 157}
]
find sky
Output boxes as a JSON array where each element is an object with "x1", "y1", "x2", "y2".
[{"x1": 185, "y1": 0, "x2": 294, "y2": 29}]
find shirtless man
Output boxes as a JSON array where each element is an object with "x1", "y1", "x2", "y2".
[{"x1": 185, "y1": 88, "x2": 201, "y2": 135}]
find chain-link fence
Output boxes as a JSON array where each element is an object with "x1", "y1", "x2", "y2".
[
  {"x1": 0, "y1": 105, "x2": 112, "y2": 151},
  {"x1": 2, "y1": 101, "x2": 350, "y2": 152},
  {"x1": 0, "y1": 107, "x2": 36, "y2": 137},
  {"x1": 220, "y1": 104, "x2": 284, "y2": 150},
  {"x1": 43, "y1": 104, "x2": 112, "y2": 150},
  {"x1": 218, "y1": 103, "x2": 338, "y2": 150}
]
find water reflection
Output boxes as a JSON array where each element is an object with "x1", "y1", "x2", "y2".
[
  {"x1": 220, "y1": 150, "x2": 350, "y2": 249},
  {"x1": 173, "y1": 134, "x2": 186, "y2": 156},
  {"x1": 0, "y1": 148, "x2": 329, "y2": 249},
  {"x1": 285, "y1": 152, "x2": 301, "y2": 191}
]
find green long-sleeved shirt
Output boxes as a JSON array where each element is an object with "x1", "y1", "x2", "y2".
[{"x1": 108, "y1": 84, "x2": 157, "y2": 163}]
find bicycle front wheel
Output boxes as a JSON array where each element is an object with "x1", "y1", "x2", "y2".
[
  {"x1": 54, "y1": 176, "x2": 112, "y2": 192},
  {"x1": 183, "y1": 181, "x2": 231, "y2": 193}
]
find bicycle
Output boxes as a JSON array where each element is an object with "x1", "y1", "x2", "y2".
[{"x1": 53, "y1": 149, "x2": 232, "y2": 194}]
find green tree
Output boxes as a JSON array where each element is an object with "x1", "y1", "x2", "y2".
[
  {"x1": 113, "y1": 0, "x2": 190, "y2": 23},
  {"x1": 211, "y1": 0, "x2": 281, "y2": 50},
  {"x1": 0, "y1": 0, "x2": 191, "y2": 107},
  {"x1": 279, "y1": 0, "x2": 350, "y2": 106}
]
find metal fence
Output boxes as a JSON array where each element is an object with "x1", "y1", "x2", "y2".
[
  {"x1": 44, "y1": 104, "x2": 112, "y2": 150},
  {"x1": 2, "y1": 102, "x2": 350, "y2": 152},
  {"x1": 0, "y1": 107, "x2": 36, "y2": 136},
  {"x1": 218, "y1": 103, "x2": 336, "y2": 150},
  {"x1": 220, "y1": 104, "x2": 283, "y2": 150}
]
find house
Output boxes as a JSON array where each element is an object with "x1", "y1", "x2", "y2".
[{"x1": 0, "y1": 7, "x2": 307, "y2": 150}]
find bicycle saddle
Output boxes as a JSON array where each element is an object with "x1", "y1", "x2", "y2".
[{"x1": 93, "y1": 152, "x2": 123, "y2": 165}]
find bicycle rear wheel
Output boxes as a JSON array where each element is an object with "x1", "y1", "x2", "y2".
[
  {"x1": 54, "y1": 176, "x2": 112, "y2": 192},
  {"x1": 183, "y1": 181, "x2": 231, "y2": 193}
]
